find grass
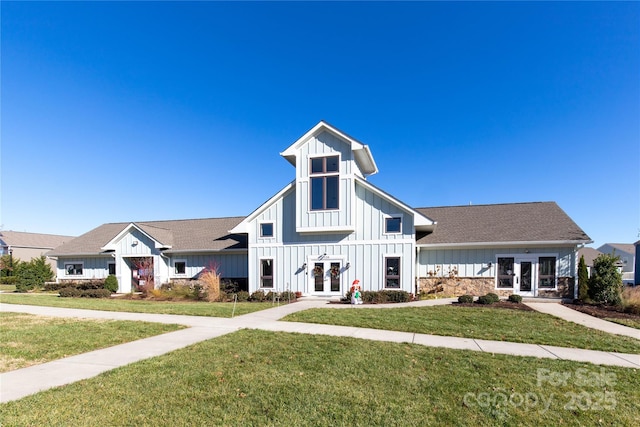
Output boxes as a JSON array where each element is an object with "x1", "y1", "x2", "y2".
[
  {"x1": 0, "y1": 293, "x2": 276, "y2": 317},
  {"x1": 0, "y1": 312, "x2": 183, "y2": 372},
  {"x1": 1, "y1": 330, "x2": 638, "y2": 426},
  {"x1": 0, "y1": 284, "x2": 16, "y2": 292},
  {"x1": 605, "y1": 317, "x2": 640, "y2": 329},
  {"x1": 283, "y1": 305, "x2": 640, "y2": 353}
]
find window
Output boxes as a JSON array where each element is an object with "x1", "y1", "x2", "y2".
[
  {"x1": 385, "y1": 257, "x2": 400, "y2": 288},
  {"x1": 108, "y1": 263, "x2": 116, "y2": 275},
  {"x1": 385, "y1": 216, "x2": 402, "y2": 234},
  {"x1": 261, "y1": 259, "x2": 273, "y2": 288},
  {"x1": 310, "y1": 155, "x2": 339, "y2": 210},
  {"x1": 175, "y1": 261, "x2": 186, "y2": 275},
  {"x1": 497, "y1": 257, "x2": 514, "y2": 288},
  {"x1": 538, "y1": 257, "x2": 556, "y2": 288},
  {"x1": 260, "y1": 223, "x2": 274, "y2": 238},
  {"x1": 65, "y1": 263, "x2": 83, "y2": 276}
]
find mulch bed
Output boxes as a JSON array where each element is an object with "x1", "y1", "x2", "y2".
[
  {"x1": 562, "y1": 302, "x2": 640, "y2": 322},
  {"x1": 454, "y1": 301, "x2": 535, "y2": 311}
]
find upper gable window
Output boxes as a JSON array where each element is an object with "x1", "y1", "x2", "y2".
[
  {"x1": 385, "y1": 216, "x2": 402, "y2": 234},
  {"x1": 310, "y1": 155, "x2": 339, "y2": 211},
  {"x1": 260, "y1": 223, "x2": 274, "y2": 238}
]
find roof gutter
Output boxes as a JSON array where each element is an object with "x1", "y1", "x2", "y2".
[{"x1": 417, "y1": 239, "x2": 593, "y2": 249}]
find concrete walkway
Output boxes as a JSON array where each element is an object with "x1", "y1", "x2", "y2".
[
  {"x1": 525, "y1": 302, "x2": 639, "y2": 340},
  {"x1": 1, "y1": 300, "x2": 638, "y2": 403}
]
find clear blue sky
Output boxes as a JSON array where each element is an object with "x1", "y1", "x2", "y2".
[{"x1": 1, "y1": 1, "x2": 638, "y2": 248}]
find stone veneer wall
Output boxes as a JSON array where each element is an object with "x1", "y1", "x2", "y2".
[{"x1": 419, "y1": 277, "x2": 574, "y2": 298}]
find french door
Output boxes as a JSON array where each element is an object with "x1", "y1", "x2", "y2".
[
  {"x1": 310, "y1": 259, "x2": 343, "y2": 295},
  {"x1": 514, "y1": 257, "x2": 536, "y2": 297}
]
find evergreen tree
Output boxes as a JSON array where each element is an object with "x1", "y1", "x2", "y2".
[
  {"x1": 577, "y1": 255, "x2": 589, "y2": 301},
  {"x1": 588, "y1": 253, "x2": 623, "y2": 305}
]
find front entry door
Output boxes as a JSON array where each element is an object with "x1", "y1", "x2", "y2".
[
  {"x1": 514, "y1": 258, "x2": 536, "y2": 296},
  {"x1": 311, "y1": 260, "x2": 342, "y2": 295}
]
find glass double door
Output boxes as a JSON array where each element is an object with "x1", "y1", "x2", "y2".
[{"x1": 311, "y1": 259, "x2": 342, "y2": 294}]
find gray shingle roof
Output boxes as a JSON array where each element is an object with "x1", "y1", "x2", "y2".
[
  {"x1": 415, "y1": 202, "x2": 591, "y2": 245},
  {"x1": 578, "y1": 247, "x2": 602, "y2": 266},
  {"x1": 47, "y1": 217, "x2": 247, "y2": 256},
  {"x1": 0, "y1": 231, "x2": 75, "y2": 250}
]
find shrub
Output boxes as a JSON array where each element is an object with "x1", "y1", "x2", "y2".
[
  {"x1": 250, "y1": 290, "x2": 266, "y2": 302},
  {"x1": 477, "y1": 293, "x2": 500, "y2": 305},
  {"x1": 508, "y1": 294, "x2": 523, "y2": 303},
  {"x1": 380, "y1": 290, "x2": 411, "y2": 303},
  {"x1": 59, "y1": 287, "x2": 82, "y2": 297},
  {"x1": 577, "y1": 255, "x2": 589, "y2": 301},
  {"x1": 15, "y1": 282, "x2": 32, "y2": 293},
  {"x1": 81, "y1": 289, "x2": 112, "y2": 298},
  {"x1": 104, "y1": 275, "x2": 119, "y2": 293},
  {"x1": 588, "y1": 253, "x2": 623, "y2": 305},
  {"x1": 265, "y1": 291, "x2": 277, "y2": 301},
  {"x1": 621, "y1": 286, "x2": 640, "y2": 315},
  {"x1": 0, "y1": 276, "x2": 19, "y2": 285},
  {"x1": 13, "y1": 256, "x2": 54, "y2": 290},
  {"x1": 458, "y1": 294, "x2": 474, "y2": 304},
  {"x1": 235, "y1": 291, "x2": 250, "y2": 302},
  {"x1": 199, "y1": 266, "x2": 221, "y2": 302},
  {"x1": 280, "y1": 291, "x2": 297, "y2": 302}
]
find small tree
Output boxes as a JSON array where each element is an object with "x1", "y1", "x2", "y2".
[
  {"x1": 588, "y1": 253, "x2": 623, "y2": 306},
  {"x1": 577, "y1": 255, "x2": 589, "y2": 301},
  {"x1": 104, "y1": 275, "x2": 119, "y2": 293}
]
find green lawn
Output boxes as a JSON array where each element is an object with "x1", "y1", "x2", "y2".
[
  {"x1": 0, "y1": 312, "x2": 183, "y2": 372},
  {"x1": 0, "y1": 293, "x2": 276, "y2": 317},
  {"x1": 0, "y1": 284, "x2": 16, "y2": 292},
  {"x1": 283, "y1": 306, "x2": 640, "y2": 353},
  {"x1": 606, "y1": 317, "x2": 640, "y2": 329},
  {"x1": 1, "y1": 330, "x2": 638, "y2": 426}
]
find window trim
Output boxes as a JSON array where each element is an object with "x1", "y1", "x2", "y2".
[
  {"x1": 537, "y1": 256, "x2": 557, "y2": 289},
  {"x1": 64, "y1": 262, "x2": 84, "y2": 276},
  {"x1": 383, "y1": 214, "x2": 403, "y2": 234},
  {"x1": 309, "y1": 154, "x2": 340, "y2": 211},
  {"x1": 108, "y1": 262, "x2": 116, "y2": 276},
  {"x1": 383, "y1": 255, "x2": 401, "y2": 289},
  {"x1": 174, "y1": 259, "x2": 187, "y2": 276},
  {"x1": 496, "y1": 257, "x2": 515, "y2": 288},
  {"x1": 260, "y1": 258, "x2": 274, "y2": 289},
  {"x1": 260, "y1": 222, "x2": 274, "y2": 238}
]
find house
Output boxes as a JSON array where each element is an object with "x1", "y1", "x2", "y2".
[
  {"x1": 48, "y1": 121, "x2": 592, "y2": 298},
  {"x1": 597, "y1": 243, "x2": 636, "y2": 285},
  {"x1": 0, "y1": 230, "x2": 75, "y2": 275}
]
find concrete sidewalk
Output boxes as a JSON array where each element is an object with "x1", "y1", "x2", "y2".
[
  {"x1": 525, "y1": 302, "x2": 639, "y2": 339},
  {"x1": 1, "y1": 300, "x2": 639, "y2": 403}
]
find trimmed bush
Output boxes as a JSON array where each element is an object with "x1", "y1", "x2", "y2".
[
  {"x1": 59, "y1": 287, "x2": 82, "y2": 297},
  {"x1": 81, "y1": 289, "x2": 112, "y2": 298},
  {"x1": 104, "y1": 275, "x2": 119, "y2": 293},
  {"x1": 0, "y1": 276, "x2": 19, "y2": 285},
  {"x1": 588, "y1": 253, "x2": 623, "y2": 306},
  {"x1": 508, "y1": 294, "x2": 523, "y2": 303},
  {"x1": 250, "y1": 290, "x2": 266, "y2": 302},
  {"x1": 458, "y1": 294, "x2": 474, "y2": 304},
  {"x1": 279, "y1": 291, "x2": 297, "y2": 302},
  {"x1": 235, "y1": 291, "x2": 250, "y2": 302},
  {"x1": 477, "y1": 293, "x2": 500, "y2": 305}
]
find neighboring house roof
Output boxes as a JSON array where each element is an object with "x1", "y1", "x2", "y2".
[
  {"x1": 47, "y1": 217, "x2": 247, "y2": 257},
  {"x1": 578, "y1": 247, "x2": 602, "y2": 266},
  {"x1": 597, "y1": 243, "x2": 635, "y2": 255},
  {"x1": 415, "y1": 202, "x2": 591, "y2": 246},
  {"x1": 0, "y1": 230, "x2": 75, "y2": 250}
]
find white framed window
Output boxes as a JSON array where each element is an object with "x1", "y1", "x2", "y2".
[
  {"x1": 384, "y1": 215, "x2": 403, "y2": 234},
  {"x1": 65, "y1": 263, "x2": 83, "y2": 276},
  {"x1": 497, "y1": 257, "x2": 514, "y2": 288},
  {"x1": 260, "y1": 222, "x2": 274, "y2": 238},
  {"x1": 310, "y1": 155, "x2": 340, "y2": 211},
  {"x1": 108, "y1": 263, "x2": 116, "y2": 275},
  {"x1": 384, "y1": 256, "x2": 401, "y2": 288},
  {"x1": 174, "y1": 260, "x2": 187, "y2": 275},
  {"x1": 538, "y1": 257, "x2": 556, "y2": 288},
  {"x1": 260, "y1": 259, "x2": 274, "y2": 288}
]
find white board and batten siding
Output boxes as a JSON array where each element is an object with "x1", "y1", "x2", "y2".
[
  {"x1": 56, "y1": 256, "x2": 113, "y2": 281},
  {"x1": 247, "y1": 178, "x2": 418, "y2": 294},
  {"x1": 417, "y1": 246, "x2": 577, "y2": 278},
  {"x1": 169, "y1": 253, "x2": 248, "y2": 280}
]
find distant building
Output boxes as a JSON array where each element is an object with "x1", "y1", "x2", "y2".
[
  {"x1": 597, "y1": 243, "x2": 635, "y2": 285},
  {"x1": 0, "y1": 230, "x2": 75, "y2": 275}
]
